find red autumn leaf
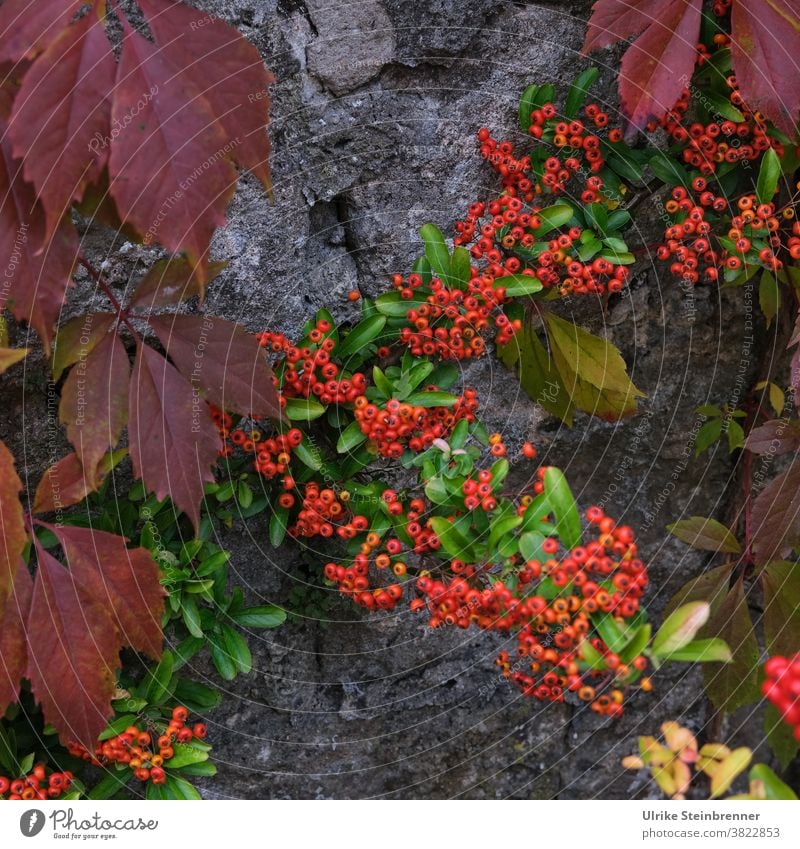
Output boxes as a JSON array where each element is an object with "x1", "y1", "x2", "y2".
[
  {"x1": 730, "y1": 0, "x2": 800, "y2": 136},
  {"x1": 0, "y1": 439, "x2": 26, "y2": 612},
  {"x1": 128, "y1": 257, "x2": 227, "y2": 311},
  {"x1": 33, "y1": 451, "x2": 103, "y2": 514},
  {"x1": 52, "y1": 312, "x2": 116, "y2": 381},
  {"x1": 744, "y1": 419, "x2": 800, "y2": 455},
  {"x1": 0, "y1": 121, "x2": 78, "y2": 350},
  {"x1": 26, "y1": 540, "x2": 120, "y2": 748},
  {"x1": 139, "y1": 0, "x2": 274, "y2": 192},
  {"x1": 751, "y1": 460, "x2": 800, "y2": 565},
  {"x1": 48, "y1": 523, "x2": 165, "y2": 660},
  {"x1": 0, "y1": 564, "x2": 32, "y2": 715},
  {"x1": 149, "y1": 314, "x2": 281, "y2": 418},
  {"x1": 8, "y1": 12, "x2": 116, "y2": 238},
  {"x1": 0, "y1": 0, "x2": 82, "y2": 63},
  {"x1": 583, "y1": 0, "x2": 702, "y2": 135},
  {"x1": 128, "y1": 343, "x2": 220, "y2": 532},
  {"x1": 108, "y1": 22, "x2": 237, "y2": 280},
  {"x1": 59, "y1": 329, "x2": 130, "y2": 483}
]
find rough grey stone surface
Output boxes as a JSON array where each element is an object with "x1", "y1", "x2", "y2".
[{"x1": 0, "y1": 0, "x2": 782, "y2": 799}]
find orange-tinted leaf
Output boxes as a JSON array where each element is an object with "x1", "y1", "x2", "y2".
[
  {"x1": 0, "y1": 345, "x2": 27, "y2": 373},
  {"x1": 33, "y1": 452, "x2": 96, "y2": 514},
  {"x1": 0, "y1": 564, "x2": 32, "y2": 714},
  {"x1": 27, "y1": 540, "x2": 119, "y2": 748},
  {"x1": 0, "y1": 439, "x2": 26, "y2": 612},
  {"x1": 9, "y1": 13, "x2": 116, "y2": 237},
  {"x1": 52, "y1": 312, "x2": 116, "y2": 381},
  {"x1": 128, "y1": 343, "x2": 220, "y2": 532},
  {"x1": 149, "y1": 314, "x2": 280, "y2": 418},
  {"x1": 108, "y1": 23, "x2": 237, "y2": 279},
  {"x1": 59, "y1": 330, "x2": 129, "y2": 483},
  {"x1": 49, "y1": 524, "x2": 164, "y2": 659},
  {"x1": 0, "y1": 123, "x2": 78, "y2": 350},
  {"x1": 0, "y1": 0, "x2": 82, "y2": 63},
  {"x1": 703, "y1": 579, "x2": 760, "y2": 713},
  {"x1": 140, "y1": 0, "x2": 274, "y2": 192},
  {"x1": 129, "y1": 257, "x2": 227, "y2": 311},
  {"x1": 751, "y1": 462, "x2": 800, "y2": 565},
  {"x1": 730, "y1": 0, "x2": 800, "y2": 136},
  {"x1": 583, "y1": 0, "x2": 703, "y2": 133}
]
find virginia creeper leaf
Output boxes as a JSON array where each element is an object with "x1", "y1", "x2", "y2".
[
  {"x1": 60, "y1": 330, "x2": 130, "y2": 484},
  {"x1": 52, "y1": 313, "x2": 115, "y2": 382},
  {"x1": 8, "y1": 13, "x2": 115, "y2": 238},
  {"x1": 0, "y1": 439, "x2": 26, "y2": 613},
  {"x1": 49, "y1": 523, "x2": 165, "y2": 660},
  {"x1": 149, "y1": 314, "x2": 280, "y2": 418},
  {"x1": 666, "y1": 516, "x2": 741, "y2": 553},
  {"x1": 0, "y1": 0, "x2": 82, "y2": 63},
  {"x1": 0, "y1": 346, "x2": 27, "y2": 373},
  {"x1": 128, "y1": 344, "x2": 220, "y2": 533},
  {"x1": 751, "y1": 461, "x2": 800, "y2": 565},
  {"x1": 33, "y1": 452, "x2": 97, "y2": 514},
  {"x1": 27, "y1": 541, "x2": 120, "y2": 748},
  {"x1": 0, "y1": 563, "x2": 31, "y2": 714},
  {"x1": 129, "y1": 258, "x2": 227, "y2": 310},
  {"x1": 109, "y1": 23, "x2": 237, "y2": 280},
  {"x1": 745, "y1": 419, "x2": 800, "y2": 455},
  {"x1": 761, "y1": 560, "x2": 800, "y2": 657},
  {"x1": 139, "y1": 0, "x2": 274, "y2": 192},
  {"x1": 663, "y1": 563, "x2": 733, "y2": 620},
  {"x1": 730, "y1": 0, "x2": 800, "y2": 136}
]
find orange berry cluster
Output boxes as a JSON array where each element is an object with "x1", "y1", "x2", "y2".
[
  {"x1": 762, "y1": 654, "x2": 800, "y2": 741},
  {"x1": 258, "y1": 322, "x2": 368, "y2": 404},
  {"x1": 0, "y1": 765, "x2": 74, "y2": 800},
  {"x1": 66, "y1": 706, "x2": 206, "y2": 786},
  {"x1": 657, "y1": 187, "x2": 790, "y2": 283},
  {"x1": 394, "y1": 272, "x2": 520, "y2": 358},
  {"x1": 415, "y1": 506, "x2": 649, "y2": 715},
  {"x1": 353, "y1": 390, "x2": 479, "y2": 457},
  {"x1": 288, "y1": 482, "x2": 356, "y2": 538}
]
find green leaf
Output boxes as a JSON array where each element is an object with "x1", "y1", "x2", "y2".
[
  {"x1": 269, "y1": 506, "x2": 290, "y2": 548},
  {"x1": 620, "y1": 623, "x2": 651, "y2": 664},
  {"x1": 375, "y1": 291, "x2": 425, "y2": 317},
  {"x1": 703, "y1": 580, "x2": 761, "y2": 713},
  {"x1": 141, "y1": 651, "x2": 175, "y2": 705},
  {"x1": 666, "y1": 516, "x2": 741, "y2": 554},
  {"x1": 166, "y1": 742, "x2": 210, "y2": 769},
  {"x1": 209, "y1": 634, "x2": 237, "y2": 681},
  {"x1": 232, "y1": 604, "x2": 287, "y2": 629},
  {"x1": 499, "y1": 274, "x2": 544, "y2": 297},
  {"x1": 534, "y1": 204, "x2": 574, "y2": 235},
  {"x1": 488, "y1": 514, "x2": 522, "y2": 553},
  {"x1": 761, "y1": 560, "x2": 800, "y2": 657},
  {"x1": 519, "y1": 531, "x2": 548, "y2": 563},
  {"x1": 564, "y1": 67, "x2": 599, "y2": 118},
  {"x1": 98, "y1": 714, "x2": 139, "y2": 742},
  {"x1": 292, "y1": 436, "x2": 324, "y2": 471},
  {"x1": 164, "y1": 774, "x2": 202, "y2": 800},
  {"x1": 429, "y1": 516, "x2": 475, "y2": 561},
  {"x1": 649, "y1": 153, "x2": 691, "y2": 188},
  {"x1": 372, "y1": 365, "x2": 394, "y2": 398},
  {"x1": 283, "y1": 397, "x2": 326, "y2": 422},
  {"x1": 749, "y1": 763, "x2": 797, "y2": 800},
  {"x1": 544, "y1": 312, "x2": 644, "y2": 420},
  {"x1": 657, "y1": 637, "x2": 732, "y2": 663},
  {"x1": 727, "y1": 419, "x2": 745, "y2": 452},
  {"x1": 519, "y1": 84, "x2": 540, "y2": 131},
  {"x1": 593, "y1": 613, "x2": 628, "y2": 654},
  {"x1": 542, "y1": 467, "x2": 581, "y2": 549},
  {"x1": 405, "y1": 390, "x2": 459, "y2": 408},
  {"x1": 87, "y1": 768, "x2": 133, "y2": 800},
  {"x1": 695, "y1": 418, "x2": 723, "y2": 455},
  {"x1": 702, "y1": 90, "x2": 745, "y2": 122},
  {"x1": 419, "y1": 223, "x2": 451, "y2": 283},
  {"x1": 337, "y1": 420, "x2": 368, "y2": 454},
  {"x1": 336, "y1": 315, "x2": 387, "y2": 360},
  {"x1": 181, "y1": 596, "x2": 204, "y2": 638},
  {"x1": 756, "y1": 147, "x2": 781, "y2": 205},
  {"x1": 764, "y1": 703, "x2": 800, "y2": 771},
  {"x1": 759, "y1": 269, "x2": 780, "y2": 328},
  {"x1": 652, "y1": 602, "x2": 711, "y2": 656},
  {"x1": 450, "y1": 246, "x2": 472, "y2": 290},
  {"x1": 579, "y1": 638, "x2": 607, "y2": 671},
  {"x1": 178, "y1": 761, "x2": 218, "y2": 778}
]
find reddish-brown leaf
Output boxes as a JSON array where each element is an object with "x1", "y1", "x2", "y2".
[
  {"x1": 49, "y1": 523, "x2": 164, "y2": 660},
  {"x1": 745, "y1": 419, "x2": 800, "y2": 455},
  {"x1": 129, "y1": 257, "x2": 227, "y2": 311},
  {"x1": 583, "y1": 0, "x2": 703, "y2": 133},
  {"x1": 149, "y1": 314, "x2": 280, "y2": 418},
  {"x1": 33, "y1": 452, "x2": 98, "y2": 514},
  {"x1": 52, "y1": 312, "x2": 116, "y2": 381},
  {"x1": 731, "y1": 0, "x2": 800, "y2": 136},
  {"x1": 0, "y1": 122, "x2": 78, "y2": 350},
  {"x1": 751, "y1": 461, "x2": 800, "y2": 565},
  {"x1": 761, "y1": 560, "x2": 800, "y2": 657},
  {"x1": 139, "y1": 0, "x2": 274, "y2": 192},
  {"x1": 0, "y1": 439, "x2": 26, "y2": 613},
  {"x1": 128, "y1": 343, "x2": 220, "y2": 532},
  {"x1": 0, "y1": 564, "x2": 32, "y2": 715},
  {"x1": 27, "y1": 540, "x2": 119, "y2": 748},
  {"x1": 59, "y1": 329, "x2": 130, "y2": 483},
  {"x1": 0, "y1": 0, "x2": 82, "y2": 63},
  {"x1": 9, "y1": 13, "x2": 116, "y2": 238},
  {"x1": 108, "y1": 23, "x2": 237, "y2": 279}
]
